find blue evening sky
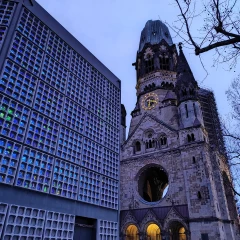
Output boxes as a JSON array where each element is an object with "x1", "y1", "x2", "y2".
[{"x1": 36, "y1": 0, "x2": 238, "y2": 134}]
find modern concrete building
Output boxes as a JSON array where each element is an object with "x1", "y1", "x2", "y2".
[
  {"x1": 120, "y1": 20, "x2": 239, "y2": 240},
  {"x1": 0, "y1": 0, "x2": 121, "y2": 239}
]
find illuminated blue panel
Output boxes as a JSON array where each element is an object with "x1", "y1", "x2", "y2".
[
  {"x1": 17, "y1": 8, "x2": 49, "y2": 49},
  {"x1": 102, "y1": 149, "x2": 119, "y2": 179},
  {"x1": 70, "y1": 51, "x2": 91, "y2": 82},
  {"x1": 0, "y1": 60, "x2": 37, "y2": 106},
  {"x1": 82, "y1": 138, "x2": 102, "y2": 172},
  {"x1": 40, "y1": 55, "x2": 68, "y2": 93},
  {"x1": 62, "y1": 98, "x2": 85, "y2": 134},
  {"x1": 66, "y1": 73, "x2": 88, "y2": 107},
  {"x1": 0, "y1": 1, "x2": 16, "y2": 26},
  {"x1": 0, "y1": 137, "x2": 21, "y2": 185},
  {"x1": 104, "y1": 123, "x2": 119, "y2": 152},
  {"x1": 106, "y1": 101, "x2": 119, "y2": 129},
  {"x1": 78, "y1": 168, "x2": 100, "y2": 205},
  {"x1": 0, "y1": 26, "x2": 7, "y2": 50},
  {"x1": 85, "y1": 112, "x2": 103, "y2": 144},
  {"x1": 0, "y1": 94, "x2": 30, "y2": 142},
  {"x1": 15, "y1": 147, "x2": 54, "y2": 193},
  {"x1": 8, "y1": 32, "x2": 44, "y2": 76},
  {"x1": 34, "y1": 81, "x2": 64, "y2": 122},
  {"x1": 106, "y1": 81, "x2": 120, "y2": 107},
  {"x1": 25, "y1": 111, "x2": 59, "y2": 154},
  {"x1": 57, "y1": 127, "x2": 82, "y2": 164},
  {"x1": 46, "y1": 31, "x2": 71, "y2": 68},
  {"x1": 88, "y1": 88, "x2": 105, "y2": 119},
  {"x1": 90, "y1": 68, "x2": 106, "y2": 96},
  {"x1": 51, "y1": 159, "x2": 79, "y2": 200},
  {"x1": 101, "y1": 177, "x2": 118, "y2": 209}
]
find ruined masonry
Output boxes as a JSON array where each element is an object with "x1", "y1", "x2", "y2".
[{"x1": 120, "y1": 20, "x2": 239, "y2": 240}]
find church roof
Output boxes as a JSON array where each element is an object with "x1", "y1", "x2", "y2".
[{"x1": 139, "y1": 20, "x2": 173, "y2": 52}]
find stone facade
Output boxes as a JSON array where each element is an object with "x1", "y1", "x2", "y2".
[{"x1": 120, "y1": 20, "x2": 239, "y2": 240}]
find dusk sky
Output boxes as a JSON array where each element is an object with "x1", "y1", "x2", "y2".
[{"x1": 36, "y1": 0, "x2": 239, "y2": 134}]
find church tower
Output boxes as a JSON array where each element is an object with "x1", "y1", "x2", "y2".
[{"x1": 120, "y1": 20, "x2": 239, "y2": 240}]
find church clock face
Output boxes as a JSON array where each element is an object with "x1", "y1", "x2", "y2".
[{"x1": 141, "y1": 93, "x2": 159, "y2": 110}]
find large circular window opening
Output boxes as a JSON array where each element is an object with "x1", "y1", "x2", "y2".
[{"x1": 138, "y1": 166, "x2": 169, "y2": 202}]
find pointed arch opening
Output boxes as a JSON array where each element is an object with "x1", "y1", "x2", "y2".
[
  {"x1": 168, "y1": 221, "x2": 187, "y2": 240},
  {"x1": 126, "y1": 224, "x2": 139, "y2": 240},
  {"x1": 146, "y1": 223, "x2": 161, "y2": 240}
]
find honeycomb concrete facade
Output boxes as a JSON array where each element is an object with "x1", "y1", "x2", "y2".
[{"x1": 120, "y1": 20, "x2": 239, "y2": 240}]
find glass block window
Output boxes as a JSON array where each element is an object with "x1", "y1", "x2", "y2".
[
  {"x1": 0, "y1": 138, "x2": 21, "y2": 185},
  {"x1": 101, "y1": 177, "x2": 118, "y2": 209},
  {"x1": 15, "y1": 147, "x2": 54, "y2": 193},
  {"x1": 90, "y1": 68, "x2": 106, "y2": 96},
  {"x1": 51, "y1": 159, "x2": 79, "y2": 200},
  {"x1": 78, "y1": 168, "x2": 100, "y2": 205},
  {"x1": 18, "y1": 8, "x2": 49, "y2": 49},
  {"x1": 66, "y1": 73, "x2": 88, "y2": 107},
  {"x1": 106, "y1": 81, "x2": 120, "y2": 107},
  {"x1": 57, "y1": 126, "x2": 82, "y2": 164},
  {"x1": 46, "y1": 31, "x2": 71, "y2": 68},
  {"x1": 3, "y1": 205, "x2": 46, "y2": 240},
  {"x1": 44, "y1": 211, "x2": 74, "y2": 240},
  {"x1": 0, "y1": 60, "x2": 37, "y2": 106},
  {"x1": 70, "y1": 51, "x2": 91, "y2": 81},
  {"x1": 0, "y1": 95, "x2": 30, "y2": 142},
  {"x1": 62, "y1": 98, "x2": 85, "y2": 134},
  {"x1": 102, "y1": 149, "x2": 119, "y2": 179},
  {"x1": 0, "y1": 202, "x2": 8, "y2": 237},
  {"x1": 40, "y1": 54, "x2": 68, "y2": 93},
  {"x1": 106, "y1": 102, "x2": 119, "y2": 129},
  {"x1": 0, "y1": 1, "x2": 16, "y2": 26},
  {"x1": 9, "y1": 32, "x2": 44, "y2": 76},
  {"x1": 82, "y1": 138, "x2": 102, "y2": 172},
  {"x1": 104, "y1": 124, "x2": 119, "y2": 152},
  {"x1": 99, "y1": 220, "x2": 118, "y2": 240},
  {"x1": 0, "y1": 26, "x2": 7, "y2": 49},
  {"x1": 25, "y1": 111, "x2": 59, "y2": 154},
  {"x1": 85, "y1": 112, "x2": 103, "y2": 144},
  {"x1": 88, "y1": 87, "x2": 105, "y2": 119},
  {"x1": 34, "y1": 81, "x2": 64, "y2": 121}
]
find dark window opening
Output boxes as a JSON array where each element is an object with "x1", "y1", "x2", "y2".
[
  {"x1": 185, "y1": 104, "x2": 188, "y2": 118},
  {"x1": 160, "y1": 136, "x2": 167, "y2": 146},
  {"x1": 201, "y1": 233, "x2": 209, "y2": 240},
  {"x1": 193, "y1": 157, "x2": 196, "y2": 163},
  {"x1": 136, "y1": 141, "x2": 141, "y2": 152},
  {"x1": 189, "y1": 88, "x2": 195, "y2": 95},
  {"x1": 193, "y1": 103, "x2": 197, "y2": 117},
  {"x1": 159, "y1": 56, "x2": 169, "y2": 70},
  {"x1": 182, "y1": 89, "x2": 187, "y2": 96},
  {"x1": 197, "y1": 191, "x2": 202, "y2": 199},
  {"x1": 146, "y1": 140, "x2": 155, "y2": 149},
  {"x1": 191, "y1": 133, "x2": 195, "y2": 141},
  {"x1": 145, "y1": 58, "x2": 154, "y2": 73},
  {"x1": 138, "y1": 166, "x2": 168, "y2": 202}
]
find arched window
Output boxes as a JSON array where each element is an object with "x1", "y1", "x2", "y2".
[
  {"x1": 187, "y1": 134, "x2": 195, "y2": 142},
  {"x1": 159, "y1": 56, "x2": 169, "y2": 70},
  {"x1": 182, "y1": 89, "x2": 187, "y2": 96},
  {"x1": 191, "y1": 133, "x2": 195, "y2": 141},
  {"x1": 126, "y1": 224, "x2": 139, "y2": 240},
  {"x1": 179, "y1": 227, "x2": 187, "y2": 240},
  {"x1": 147, "y1": 224, "x2": 161, "y2": 240},
  {"x1": 136, "y1": 141, "x2": 141, "y2": 152},
  {"x1": 160, "y1": 135, "x2": 167, "y2": 146},
  {"x1": 145, "y1": 58, "x2": 154, "y2": 73}
]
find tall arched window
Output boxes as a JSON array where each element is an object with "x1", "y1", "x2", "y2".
[
  {"x1": 136, "y1": 141, "x2": 141, "y2": 152},
  {"x1": 160, "y1": 135, "x2": 167, "y2": 146},
  {"x1": 159, "y1": 56, "x2": 169, "y2": 70},
  {"x1": 145, "y1": 58, "x2": 154, "y2": 73},
  {"x1": 126, "y1": 225, "x2": 139, "y2": 240}
]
